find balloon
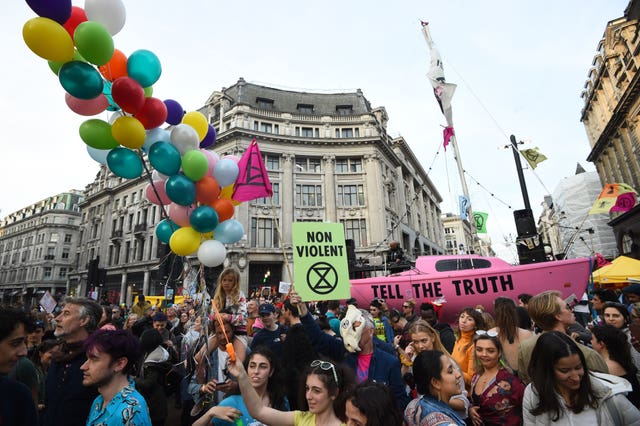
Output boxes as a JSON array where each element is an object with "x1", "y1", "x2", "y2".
[
  {"x1": 143, "y1": 128, "x2": 170, "y2": 152},
  {"x1": 151, "y1": 169, "x2": 169, "y2": 182},
  {"x1": 48, "y1": 49, "x2": 85, "y2": 75},
  {"x1": 199, "y1": 125, "x2": 217, "y2": 148},
  {"x1": 107, "y1": 147, "x2": 143, "y2": 179},
  {"x1": 111, "y1": 76, "x2": 145, "y2": 114},
  {"x1": 210, "y1": 198, "x2": 235, "y2": 222},
  {"x1": 170, "y1": 124, "x2": 199, "y2": 155},
  {"x1": 127, "y1": 49, "x2": 162, "y2": 87},
  {"x1": 84, "y1": 0, "x2": 126, "y2": 35},
  {"x1": 145, "y1": 181, "x2": 171, "y2": 205},
  {"x1": 98, "y1": 48, "x2": 127, "y2": 81},
  {"x1": 219, "y1": 184, "x2": 234, "y2": 199},
  {"x1": 23, "y1": 17, "x2": 74, "y2": 62},
  {"x1": 169, "y1": 227, "x2": 201, "y2": 256},
  {"x1": 181, "y1": 151, "x2": 208, "y2": 182},
  {"x1": 62, "y1": 6, "x2": 87, "y2": 37},
  {"x1": 164, "y1": 99, "x2": 184, "y2": 125},
  {"x1": 202, "y1": 149, "x2": 219, "y2": 177},
  {"x1": 155, "y1": 219, "x2": 178, "y2": 244},
  {"x1": 197, "y1": 240, "x2": 226, "y2": 267},
  {"x1": 214, "y1": 219, "x2": 244, "y2": 244},
  {"x1": 79, "y1": 119, "x2": 119, "y2": 149},
  {"x1": 86, "y1": 145, "x2": 110, "y2": 164},
  {"x1": 168, "y1": 203, "x2": 195, "y2": 227},
  {"x1": 135, "y1": 97, "x2": 167, "y2": 130},
  {"x1": 189, "y1": 206, "x2": 219, "y2": 233},
  {"x1": 65, "y1": 93, "x2": 108, "y2": 116},
  {"x1": 213, "y1": 158, "x2": 240, "y2": 187},
  {"x1": 181, "y1": 111, "x2": 208, "y2": 141},
  {"x1": 195, "y1": 176, "x2": 221, "y2": 204},
  {"x1": 223, "y1": 154, "x2": 240, "y2": 163},
  {"x1": 108, "y1": 110, "x2": 124, "y2": 124},
  {"x1": 143, "y1": 86, "x2": 153, "y2": 97},
  {"x1": 26, "y1": 0, "x2": 72, "y2": 24},
  {"x1": 148, "y1": 142, "x2": 181, "y2": 176},
  {"x1": 59, "y1": 61, "x2": 103, "y2": 99},
  {"x1": 73, "y1": 21, "x2": 114, "y2": 66},
  {"x1": 111, "y1": 116, "x2": 146, "y2": 149},
  {"x1": 165, "y1": 175, "x2": 196, "y2": 206}
]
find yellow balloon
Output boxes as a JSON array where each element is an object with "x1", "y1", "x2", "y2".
[
  {"x1": 111, "y1": 116, "x2": 146, "y2": 149},
  {"x1": 169, "y1": 227, "x2": 202, "y2": 256},
  {"x1": 23, "y1": 17, "x2": 74, "y2": 63},
  {"x1": 182, "y1": 111, "x2": 208, "y2": 141},
  {"x1": 202, "y1": 231, "x2": 214, "y2": 240},
  {"x1": 220, "y1": 184, "x2": 234, "y2": 199}
]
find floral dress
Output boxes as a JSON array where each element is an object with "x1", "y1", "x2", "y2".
[{"x1": 470, "y1": 367, "x2": 524, "y2": 426}]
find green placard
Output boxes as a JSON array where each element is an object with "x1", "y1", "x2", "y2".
[{"x1": 292, "y1": 222, "x2": 351, "y2": 302}]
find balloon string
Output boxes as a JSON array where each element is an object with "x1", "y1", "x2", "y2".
[
  {"x1": 138, "y1": 151, "x2": 177, "y2": 232},
  {"x1": 210, "y1": 301, "x2": 231, "y2": 345}
]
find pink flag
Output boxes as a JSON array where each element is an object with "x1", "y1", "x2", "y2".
[
  {"x1": 609, "y1": 192, "x2": 637, "y2": 213},
  {"x1": 443, "y1": 126, "x2": 454, "y2": 150},
  {"x1": 232, "y1": 139, "x2": 273, "y2": 202}
]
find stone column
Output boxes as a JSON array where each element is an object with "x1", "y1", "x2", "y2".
[
  {"x1": 323, "y1": 155, "x2": 336, "y2": 222},
  {"x1": 281, "y1": 154, "x2": 295, "y2": 242},
  {"x1": 143, "y1": 270, "x2": 150, "y2": 296},
  {"x1": 120, "y1": 271, "x2": 127, "y2": 305},
  {"x1": 364, "y1": 154, "x2": 385, "y2": 243}
]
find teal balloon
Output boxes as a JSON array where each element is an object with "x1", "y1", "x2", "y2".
[
  {"x1": 127, "y1": 49, "x2": 162, "y2": 87},
  {"x1": 189, "y1": 206, "x2": 219, "y2": 233},
  {"x1": 59, "y1": 61, "x2": 104, "y2": 99},
  {"x1": 102, "y1": 80, "x2": 120, "y2": 112},
  {"x1": 214, "y1": 219, "x2": 244, "y2": 244},
  {"x1": 73, "y1": 21, "x2": 114, "y2": 66},
  {"x1": 165, "y1": 175, "x2": 196, "y2": 206},
  {"x1": 156, "y1": 219, "x2": 178, "y2": 244},
  {"x1": 181, "y1": 150, "x2": 208, "y2": 182},
  {"x1": 148, "y1": 141, "x2": 181, "y2": 175},
  {"x1": 107, "y1": 148, "x2": 143, "y2": 179}
]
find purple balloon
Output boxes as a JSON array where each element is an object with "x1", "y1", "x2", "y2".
[
  {"x1": 26, "y1": 0, "x2": 72, "y2": 24},
  {"x1": 199, "y1": 124, "x2": 217, "y2": 148},
  {"x1": 164, "y1": 99, "x2": 184, "y2": 125}
]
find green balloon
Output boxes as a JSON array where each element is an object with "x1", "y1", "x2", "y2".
[
  {"x1": 79, "y1": 119, "x2": 119, "y2": 150},
  {"x1": 181, "y1": 150, "x2": 209, "y2": 182},
  {"x1": 74, "y1": 21, "x2": 114, "y2": 66},
  {"x1": 59, "y1": 61, "x2": 103, "y2": 99}
]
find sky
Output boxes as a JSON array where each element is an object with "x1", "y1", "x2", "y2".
[{"x1": 1, "y1": 1, "x2": 629, "y2": 262}]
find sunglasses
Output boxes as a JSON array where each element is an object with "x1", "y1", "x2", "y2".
[
  {"x1": 402, "y1": 304, "x2": 410, "y2": 308},
  {"x1": 475, "y1": 330, "x2": 498, "y2": 337},
  {"x1": 310, "y1": 360, "x2": 339, "y2": 386}
]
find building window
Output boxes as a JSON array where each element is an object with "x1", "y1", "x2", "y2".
[
  {"x1": 62, "y1": 248, "x2": 70, "y2": 259},
  {"x1": 59, "y1": 267, "x2": 68, "y2": 279},
  {"x1": 337, "y1": 184, "x2": 365, "y2": 207},
  {"x1": 251, "y1": 217, "x2": 278, "y2": 248},
  {"x1": 295, "y1": 157, "x2": 321, "y2": 173},
  {"x1": 301, "y1": 127, "x2": 314, "y2": 137},
  {"x1": 260, "y1": 123, "x2": 273, "y2": 133},
  {"x1": 256, "y1": 183, "x2": 280, "y2": 205},
  {"x1": 64, "y1": 233, "x2": 72, "y2": 243},
  {"x1": 341, "y1": 128, "x2": 353, "y2": 138},
  {"x1": 50, "y1": 233, "x2": 59, "y2": 242},
  {"x1": 335, "y1": 158, "x2": 362, "y2": 173},
  {"x1": 336, "y1": 105, "x2": 353, "y2": 115},
  {"x1": 125, "y1": 241, "x2": 131, "y2": 263},
  {"x1": 266, "y1": 155, "x2": 280, "y2": 171},
  {"x1": 296, "y1": 184, "x2": 323, "y2": 207},
  {"x1": 256, "y1": 97, "x2": 274, "y2": 110},
  {"x1": 297, "y1": 104, "x2": 314, "y2": 114},
  {"x1": 44, "y1": 267, "x2": 52, "y2": 279},
  {"x1": 341, "y1": 219, "x2": 367, "y2": 246},
  {"x1": 123, "y1": 196, "x2": 128, "y2": 206}
]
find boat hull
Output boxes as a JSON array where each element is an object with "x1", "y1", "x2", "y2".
[{"x1": 349, "y1": 256, "x2": 592, "y2": 324}]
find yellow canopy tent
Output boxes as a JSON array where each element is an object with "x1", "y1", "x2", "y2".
[
  {"x1": 591, "y1": 256, "x2": 640, "y2": 286},
  {"x1": 145, "y1": 295, "x2": 185, "y2": 308}
]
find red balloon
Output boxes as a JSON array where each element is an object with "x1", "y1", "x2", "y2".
[
  {"x1": 135, "y1": 97, "x2": 168, "y2": 129},
  {"x1": 63, "y1": 6, "x2": 87, "y2": 38},
  {"x1": 111, "y1": 77, "x2": 145, "y2": 114},
  {"x1": 195, "y1": 176, "x2": 221, "y2": 204}
]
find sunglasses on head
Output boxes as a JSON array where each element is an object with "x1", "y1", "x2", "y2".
[
  {"x1": 475, "y1": 330, "x2": 498, "y2": 337},
  {"x1": 310, "y1": 360, "x2": 339, "y2": 386}
]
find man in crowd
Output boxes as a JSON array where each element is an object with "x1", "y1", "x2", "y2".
[
  {"x1": 131, "y1": 294, "x2": 152, "y2": 318},
  {"x1": 402, "y1": 298, "x2": 418, "y2": 323},
  {"x1": 250, "y1": 303, "x2": 286, "y2": 358},
  {"x1": 166, "y1": 306, "x2": 180, "y2": 331},
  {"x1": 419, "y1": 302, "x2": 455, "y2": 353},
  {"x1": 110, "y1": 305, "x2": 125, "y2": 329},
  {"x1": 590, "y1": 288, "x2": 618, "y2": 326},
  {"x1": 82, "y1": 329, "x2": 151, "y2": 425},
  {"x1": 325, "y1": 299, "x2": 342, "y2": 336},
  {"x1": 0, "y1": 307, "x2": 37, "y2": 426},
  {"x1": 389, "y1": 309, "x2": 411, "y2": 349},
  {"x1": 43, "y1": 297, "x2": 102, "y2": 426},
  {"x1": 623, "y1": 283, "x2": 640, "y2": 312},
  {"x1": 518, "y1": 290, "x2": 608, "y2": 384}
]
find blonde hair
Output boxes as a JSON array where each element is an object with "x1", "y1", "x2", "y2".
[
  {"x1": 408, "y1": 319, "x2": 450, "y2": 356},
  {"x1": 527, "y1": 290, "x2": 562, "y2": 331},
  {"x1": 212, "y1": 267, "x2": 241, "y2": 311}
]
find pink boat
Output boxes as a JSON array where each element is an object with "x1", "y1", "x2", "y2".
[{"x1": 350, "y1": 255, "x2": 593, "y2": 324}]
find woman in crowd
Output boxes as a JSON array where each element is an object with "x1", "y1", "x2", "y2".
[
  {"x1": 603, "y1": 301, "x2": 640, "y2": 380},
  {"x1": 123, "y1": 312, "x2": 138, "y2": 331},
  {"x1": 173, "y1": 311, "x2": 190, "y2": 338},
  {"x1": 193, "y1": 346, "x2": 289, "y2": 426},
  {"x1": 369, "y1": 299, "x2": 394, "y2": 343},
  {"x1": 488, "y1": 297, "x2": 533, "y2": 375},
  {"x1": 136, "y1": 329, "x2": 170, "y2": 426},
  {"x1": 227, "y1": 356, "x2": 356, "y2": 426},
  {"x1": 591, "y1": 324, "x2": 640, "y2": 406},
  {"x1": 452, "y1": 308, "x2": 486, "y2": 387},
  {"x1": 344, "y1": 381, "x2": 403, "y2": 426},
  {"x1": 404, "y1": 350, "x2": 466, "y2": 426},
  {"x1": 97, "y1": 305, "x2": 116, "y2": 330},
  {"x1": 523, "y1": 331, "x2": 640, "y2": 425},
  {"x1": 31, "y1": 339, "x2": 59, "y2": 413},
  {"x1": 468, "y1": 331, "x2": 524, "y2": 426},
  {"x1": 212, "y1": 268, "x2": 248, "y2": 335}
]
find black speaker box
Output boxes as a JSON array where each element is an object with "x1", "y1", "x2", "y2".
[{"x1": 514, "y1": 209, "x2": 537, "y2": 237}]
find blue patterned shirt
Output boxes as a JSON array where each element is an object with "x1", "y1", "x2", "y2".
[{"x1": 86, "y1": 381, "x2": 151, "y2": 426}]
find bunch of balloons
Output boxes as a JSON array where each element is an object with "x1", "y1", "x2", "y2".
[{"x1": 22, "y1": 0, "x2": 244, "y2": 268}]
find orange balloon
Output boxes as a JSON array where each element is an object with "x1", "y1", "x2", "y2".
[
  {"x1": 210, "y1": 198, "x2": 235, "y2": 222},
  {"x1": 195, "y1": 176, "x2": 221, "y2": 204},
  {"x1": 99, "y1": 49, "x2": 127, "y2": 82}
]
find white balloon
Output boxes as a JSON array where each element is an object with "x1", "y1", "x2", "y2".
[
  {"x1": 108, "y1": 110, "x2": 124, "y2": 124},
  {"x1": 197, "y1": 240, "x2": 227, "y2": 267},
  {"x1": 86, "y1": 145, "x2": 110, "y2": 165},
  {"x1": 151, "y1": 169, "x2": 169, "y2": 181},
  {"x1": 170, "y1": 124, "x2": 199, "y2": 155},
  {"x1": 84, "y1": 0, "x2": 127, "y2": 35},
  {"x1": 143, "y1": 128, "x2": 171, "y2": 152},
  {"x1": 213, "y1": 158, "x2": 240, "y2": 187}
]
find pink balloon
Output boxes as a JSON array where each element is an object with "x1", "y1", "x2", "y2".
[
  {"x1": 201, "y1": 149, "x2": 219, "y2": 177},
  {"x1": 223, "y1": 154, "x2": 240, "y2": 163},
  {"x1": 168, "y1": 203, "x2": 194, "y2": 227},
  {"x1": 145, "y1": 181, "x2": 170, "y2": 205},
  {"x1": 65, "y1": 93, "x2": 109, "y2": 116}
]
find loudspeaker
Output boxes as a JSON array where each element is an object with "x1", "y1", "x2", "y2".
[
  {"x1": 514, "y1": 209, "x2": 537, "y2": 237},
  {"x1": 516, "y1": 236, "x2": 547, "y2": 264},
  {"x1": 345, "y1": 239, "x2": 356, "y2": 265}
]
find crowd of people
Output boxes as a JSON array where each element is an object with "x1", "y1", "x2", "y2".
[{"x1": 3, "y1": 267, "x2": 640, "y2": 425}]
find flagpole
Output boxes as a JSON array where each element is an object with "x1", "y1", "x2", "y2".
[{"x1": 270, "y1": 196, "x2": 294, "y2": 288}]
